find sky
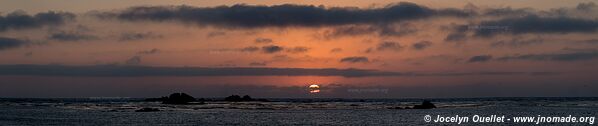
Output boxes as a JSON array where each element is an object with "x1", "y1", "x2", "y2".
[{"x1": 0, "y1": 0, "x2": 598, "y2": 98}]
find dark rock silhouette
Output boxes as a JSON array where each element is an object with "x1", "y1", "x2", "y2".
[
  {"x1": 135, "y1": 107, "x2": 160, "y2": 112},
  {"x1": 225, "y1": 95, "x2": 242, "y2": 101},
  {"x1": 242, "y1": 95, "x2": 252, "y2": 101},
  {"x1": 225, "y1": 95, "x2": 255, "y2": 102},
  {"x1": 413, "y1": 101, "x2": 436, "y2": 109},
  {"x1": 162, "y1": 93, "x2": 196, "y2": 104},
  {"x1": 256, "y1": 98, "x2": 270, "y2": 102}
]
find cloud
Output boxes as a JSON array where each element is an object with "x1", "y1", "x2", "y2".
[
  {"x1": 340, "y1": 56, "x2": 369, "y2": 63},
  {"x1": 248, "y1": 62, "x2": 267, "y2": 66},
  {"x1": 324, "y1": 25, "x2": 378, "y2": 38},
  {"x1": 411, "y1": 41, "x2": 432, "y2": 50},
  {"x1": 240, "y1": 46, "x2": 260, "y2": 52},
  {"x1": 402, "y1": 54, "x2": 463, "y2": 65},
  {"x1": 579, "y1": 39, "x2": 598, "y2": 44},
  {"x1": 330, "y1": 48, "x2": 342, "y2": 53},
  {"x1": 206, "y1": 31, "x2": 226, "y2": 38},
  {"x1": 378, "y1": 23, "x2": 418, "y2": 36},
  {"x1": 0, "y1": 64, "x2": 556, "y2": 77},
  {"x1": 97, "y1": 2, "x2": 471, "y2": 28},
  {"x1": 0, "y1": 64, "x2": 395, "y2": 77},
  {"x1": 475, "y1": 15, "x2": 598, "y2": 36},
  {"x1": 561, "y1": 47, "x2": 598, "y2": 53},
  {"x1": 444, "y1": 32, "x2": 467, "y2": 42},
  {"x1": 0, "y1": 11, "x2": 75, "y2": 32},
  {"x1": 48, "y1": 31, "x2": 98, "y2": 41},
  {"x1": 214, "y1": 45, "x2": 307, "y2": 54},
  {"x1": 137, "y1": 48, "x2": 160, "y2": 55},
  {"x1": 286, "y1": 46, "x2": 310, "y2": 53},
  {"x1": 0, "y1": 37, "x2": 28, "y2": 50},
  {"x1": 497, "y1": 52, "x2": 598, "y2": 61},
  {"x1": 254, "y1": 38, "x2": 273, "y2": 43},
  {"x1": 576, "y1": 2, "x2": 596, "y2": 11},
  {"x1": 125, "y1": 56, "x2": 142, "y2": 65},
  {"x1": 270, "y1": 55, "x2": 327, "y2": 63},
  {"x1": 261, "y1": 45, "x2": 284, "y2": 53},
  {"x1": 490, "y1": 37, "x2": 543, "y2": 48},
  {"x1": 259, "y1": 45, "x2": 309, "y2": 54},
  {"x1": 468, "y1": 55, "x2": 493, "y2": 63},
  {"x1": 481, "y1": 7, "x2": 534, "y2": 17},
  {"x1": 323, "y1": 23, "x2": 418, "y2": 38},
  {"x1": 24, "y1": 52, "x2": 33, "y2": 57},
  {"x1": 119, "y1": 32, "x2": 163, "y2": 41},
  {"x1": 376, "y1": 41, "x2": 403, "y2": 51}
]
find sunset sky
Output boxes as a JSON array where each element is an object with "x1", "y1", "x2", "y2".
[{"x1": 1, "y1": 0, "x2": 597, "y2": 98}]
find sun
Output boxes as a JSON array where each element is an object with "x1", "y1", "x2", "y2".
[{"x1": 309, "y1": 84, "x2": 320, "y2": 93}]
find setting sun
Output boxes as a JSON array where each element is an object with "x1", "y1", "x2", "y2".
[{"x1": 309, "y1": 84, "x2": 320, "y2": 93}]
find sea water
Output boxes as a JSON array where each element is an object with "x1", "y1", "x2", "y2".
[{"x1": 0, "y1": 97, "x2": 597, "y2": 125}]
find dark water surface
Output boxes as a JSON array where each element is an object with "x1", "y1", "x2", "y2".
[{"x1": 1, "y1": 97, "x2": 597, "y2": 125}]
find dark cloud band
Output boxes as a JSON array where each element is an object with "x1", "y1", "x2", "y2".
[
  {"x1": 497, "y1": 52, "x2": 598, "y2": 61},
  {"x1": 0, "y1": 64, "x2": 555, "y2": 77},
  {"x1": 96, "y1": 2, "x2": 471, "y2": 28},
  {"x1": 475, "y1": 15, "x2": 598, "y2": 36},
  {"x1": 0, "y1": 37, "x2": 28, "y2": 50},
  {"x1": 0, "y1": 11, "x2": 75, "y2": 32}
]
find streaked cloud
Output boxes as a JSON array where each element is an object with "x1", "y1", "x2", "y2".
[
  {"x1": 0, "y1": 37, "x2": 28, "y2": 50},
  {"x1": 48, "y1": 31, "x2": 98, "y2": 41},
  {"x1": 411, "y1": 41, "x2": 432, "y2": 50},
  {"x1": 340, "y1": 56, "x2": 369, "y2": 63},
  {"x1": 119, "y1": 32, "x2": 163, "y2": 41},
  {"x1": 95, "y1": 2, "x2": 472, "y2": 28},
  {"x1": 0, "y1": 11, "x2": 75, "y2": 32},
  {"x1": 0, "y1": 64, "x2": 557, "y2": 77},
  {"x1": 497, "y1": 52, "x2": 598, "y2": 61},
  {"x1": 376, "y1": 41, "x2": 403, "y2": 51},
  {"x1": 468, "y1": 55, "x2": 493, "y2": 63},
  {"x1": 475, "y1": 15, "x2": 598, "y2": 37}
]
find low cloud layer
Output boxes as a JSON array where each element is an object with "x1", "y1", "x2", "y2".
[
  {"x1": 0, "y1": 11, "x2": 75, "y2": 32},
  {"x1": 48, "y1": 31, "x2": 98, "y2": 41},
  {"x1": 340, "y1": 56, "x2": 369, "y2": 63},
  {"x1": 119, "y1": 32, "x2": 163, "y2": 41},
  {"x1": 0, "y1": 64, "x2": 555, "y2": 77},
  {"x1": 475, "y1": 15, "x2": 598, "y2": 36},
  {"x1": 497, "y1": 52, "x2": 598, "y2": 61},
  {"x1": 0, "y1": 37, "x2": 28, "y2": 50},
  {"x1": 411, "y1": 41, "x2": 432, "y2": 50},
  {"x1": 468, "y1": 55, "x2": 493, "y2": 63},
  {"x1": 96, "y1": 2, "x2": 471, "y2": 28}
]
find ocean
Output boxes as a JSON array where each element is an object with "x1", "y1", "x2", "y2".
[{"x1": 0, "y1": 97, "x2": 597, "y2": 125}]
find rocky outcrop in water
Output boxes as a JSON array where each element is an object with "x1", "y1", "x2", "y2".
[
  {"x1": 224, "y1": 95, "x2": 253, "y2": 102},
  {"x1": 162, "y1": 93, "x2": 196, "y2": 104},
  {"x1": 144, "y1": 93, "x2": 197, "y2": 104},
  {"x1": 413, "y1": 101, "x2": 436, "y2": 109},
  {"x1": 224, "y1": 95, "x2": 269, "y2": 102}
]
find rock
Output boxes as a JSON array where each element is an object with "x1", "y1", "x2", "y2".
[
  {"x1": 242, "y1": 95, "x2": 253, "y2": 101},
  {"x1": 225, "y1": 95, "x2": 255, "y2": 102},
  {"x1": 162, "y1": 93, "x2": 196, "y2": 104},
  {"x1": 225, "y1": 95, "x2": 242, "y2": 102},
  {"x1": 135, "y1": 107, "x2": 160, "y2": 112},
  {"x1": 256, "y1": 99, "x2": 270, "y2": 102},
  {"x1": 413, "y1": 101, "x2": 436, "y2": 109}
]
